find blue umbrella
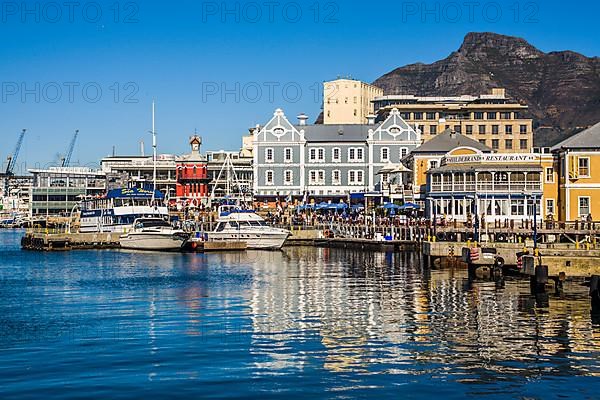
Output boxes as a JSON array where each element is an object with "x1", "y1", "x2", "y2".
[
  {"x1": 399, "y1": 202, "x2": 420, "y2": 210},
  {"x1": 382, "y1": 202, "x2": 401, "y2": 210},
  {"x1": 351, "y1": 203, "x2": 365, "y2": 211}
]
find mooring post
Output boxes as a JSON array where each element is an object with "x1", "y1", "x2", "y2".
[
  {"x1": 531, "y1": 265, "x2": 548, "y2": 293},
  {"x1": 590, "y1": 275, "x2": 600, "y2": 314}
]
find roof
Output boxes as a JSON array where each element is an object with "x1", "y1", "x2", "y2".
[
  {"x1": 551, "y1": 122, "x2": 600, "y2": 151},
  {"x1": 428, "y1": 164, "x2": 543, "y2": 174},
  {"x1": 411, "y1": 129, "x2": 492, "y2": 154},
  {"x1": 295, "y1": 124, "x2": 381, "y2": 142}
]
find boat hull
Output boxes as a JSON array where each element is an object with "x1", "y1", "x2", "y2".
[
  {"x1": 207, "y1": 231, "x2": 289, "y2": 250},
  {"x1": 119, "y1": 233, "x2": 188, "y2": 251}
]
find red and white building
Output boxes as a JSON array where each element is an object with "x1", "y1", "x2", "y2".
[{"x1": 176, "y1": 135, "x2": 210, "y2": 205}]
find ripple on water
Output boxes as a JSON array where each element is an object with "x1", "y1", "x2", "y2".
[{"x1": 1, "y1": 231, "x2": 600, "y2": 399}]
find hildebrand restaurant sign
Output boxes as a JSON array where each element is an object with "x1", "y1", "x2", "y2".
[{"x1": 445, "y1": 154, "x2": 538, "y2": 164}]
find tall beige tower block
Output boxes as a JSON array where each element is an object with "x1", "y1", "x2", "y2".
[{"x1": 323, "y1": 78, "x2": 383, "y2": 124}]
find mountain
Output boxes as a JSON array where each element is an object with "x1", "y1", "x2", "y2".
[{"x1": 371, "y1": 32, "x2": 600, "y2": 146}]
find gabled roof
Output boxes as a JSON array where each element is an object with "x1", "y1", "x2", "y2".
[
  {"x1": 295, "y1": 124, "x2": 380, "y2": 142},
  {"x1": 411, "y1": 129, "x2": 492, "y2": 154},
  {"x1": 551, "y1": 122, "x2": 600, "y2": 151}
]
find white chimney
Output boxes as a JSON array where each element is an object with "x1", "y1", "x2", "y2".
[
  {"x1": 140, "y1": 141, "x2": 145, "y2": 156},
  {"x1": 298, "y1": 113, "x2": 308, "y2": 126}
]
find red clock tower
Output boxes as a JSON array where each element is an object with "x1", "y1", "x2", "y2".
[{"x1": 176, "y1": 135, "x2": 210, "y2": 204}]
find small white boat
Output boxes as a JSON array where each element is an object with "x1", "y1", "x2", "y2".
[
  {"x1": 119, "y1": 218, "x2": 189, "y2": 251},
  {"x1": 207, "y1": 206, "x2": 290, "y2": 250}
]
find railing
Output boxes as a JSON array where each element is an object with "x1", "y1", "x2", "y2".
[{"x1": 430, "y1": 182, "x2": 542, "y2": 193}]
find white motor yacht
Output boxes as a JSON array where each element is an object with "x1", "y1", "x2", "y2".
[
  {"x1": 119, "y1": 218, "x2": 189, "y2": 251},
  {"x1": 207, "y1": 206, "x2": 290, "y2": 250}
]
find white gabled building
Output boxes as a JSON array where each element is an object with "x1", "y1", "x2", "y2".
[{"x1": 253, "y1": 108, "x2": 421, "y2": 204}]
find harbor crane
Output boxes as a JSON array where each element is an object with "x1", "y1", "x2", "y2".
[
  {"x1": 5, "y1": 129, "x2": 26, "y2": 176},
  {"x1": 3, "y1": 129, "x2": 26, "y2": 195},
  {"x1": 61, "y1": 130, "x2": 79, "y2": 168}
]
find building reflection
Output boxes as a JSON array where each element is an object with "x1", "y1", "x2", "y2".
[{"x1": 246, "y1": 247, "x2": 600, "y2": 378}]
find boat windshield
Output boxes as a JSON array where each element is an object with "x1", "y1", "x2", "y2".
[{"x1": 135, "y1": 219, "x2": 171, "y2": 229}]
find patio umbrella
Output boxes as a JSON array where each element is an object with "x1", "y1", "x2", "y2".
[
  {"x1": 382, "y1": 203, "x2": 401, "y2": 210},
  {"x1": 399, "y1": 202, "x2": 420, "y2": 210}
]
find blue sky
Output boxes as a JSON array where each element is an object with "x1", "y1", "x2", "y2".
[{"x1": 1, "y1": 0, "x2": 598, "y2": 172}]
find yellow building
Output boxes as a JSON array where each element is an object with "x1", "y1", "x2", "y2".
[
  {"x1": 403, "y1": 129, "x2": 492, "y2": 208},
  {"x1": 551, "y1": 122, "x2": 600, "y2": 221},
  {"x1": 323, "y1": 78, "x2": 383, "y2": 124},
  {"x1": 373, "y1": 88, "x2": 534, "y2": 153}
]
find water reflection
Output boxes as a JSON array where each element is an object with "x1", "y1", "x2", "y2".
[
  {"x1": 2, "y1": 229, "x2": 600, "y2": 399},
  {"x1": 242, "y1": 247, "x2": 600, "y2": 382}
]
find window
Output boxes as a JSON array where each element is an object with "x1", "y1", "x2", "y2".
[
  {"x1": 505, "y1": 139, "x2": 513, "y2": 150},
  {"x1": 520, "y1": 125, "x2": 528, "y2": 134},
  {"x1": 478, "y1": 125, "x2": 486, "y2": 135},
  {"x1": 546, "y1": 199, "x2": 555, "y2": 216},
  {"x1": 520, "y1": 139, "x2": 528, "y2": 150},
  {"x1": 429, "y1": 125, "x2": 437, "y2": 135},
  {"x1": 579, "y1": 197, "x2": 591, "y2": 218},
  {"x1": 332, "y1": 147, "x2": 341, "y2": 162},
  {"x1": 474, "y1": 112, "x2": 484, "y2": 120},
  {"x1": 318, "y1": 170, "x2": 325, "y2": 185},
  {"x1": 418, "y1": 125, "x2": 425, "y2": 134},
  {"x1": 505, "y1": 125, "x2": 513, "y2": 134},
  {"x1": 348, "y1": 170, "x2": 364, "y2": 185},
  {"x1": 545, "y1": 167, "x2": 554, "y2": 183},
  {"x1": 578, "y1": 157, "x2": 590, "y2": 177},
  {"x1": 310, "y1": 148, "x2": 324, "y2": 162},
  {"x1": 479, "y1": 139, "x2": 487, "y2": 145},
  {"x1": 454, "y1": 125, "x2": 461, "y2": 133},
  {"x1": 465, "y1": 125, "x2": 473, "y2": 135},
  {"x1": 501, "y1": 112, "x2": 512, "y2": 119},
  {"x1": 284, "y1": 148, "x2": 293, "y2": 163},
  {"x1": 400, "y1": 112, "x2": 411, "y2": 119},
  {"x1": 487, "y1": 112, "x2": 497, "y2": 120},
  {"x1": 491, "y1": 139, "x2": 499, "y2": 150},
  {"x1": 492, "y1": 125, "x2": 499, "y2": 134},
  {"x1": 265, "y1": 148, "x2": 274, "y2": 163},
  {"x1": 332, "y1": 170, "x2": 341, "y2": 185},
  {"x1": 414, "y1": 112, "x2": 423, "y2": 120},
  {"x1": 400, "y1": 147, "x2": 408, "y2": 159},
  {"x1": 349, "y1": 147, "x2": 364, "y2": 162},
  {"x1": 426, "y1": 112, "x2": 436, "y2": 120},
  {"x1": 429, "y1": 160, "x2": 438, "y2": 169},
  {"x1": 284, "y1": 170, "x2": 293, "y2": 185},
  {"x1": 265, "y1": 170, "x2": 274, "y2": 185},
  {"x1": 353, "y1": 109, "x2": 357, "y2": 116},
  {"x1": 381, "y1": 147, "x2": 389, "y2": 162}
]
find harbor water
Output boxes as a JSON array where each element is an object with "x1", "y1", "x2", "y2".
[{"x1": 1, "y1": 230, "x2": 599, "y2": 399}]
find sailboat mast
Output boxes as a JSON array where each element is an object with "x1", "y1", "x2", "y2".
[{"x1": 152, "y1": 101, "x2": 157, "y2": 201}]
